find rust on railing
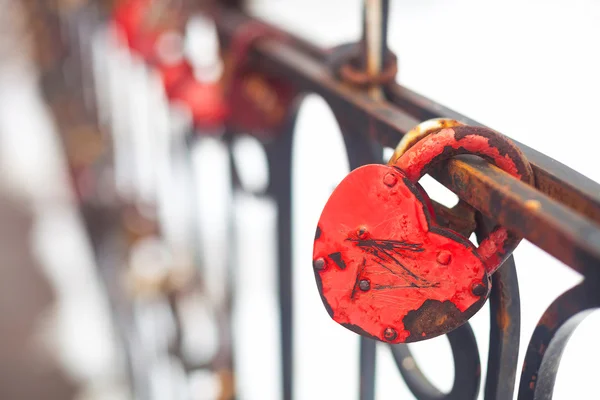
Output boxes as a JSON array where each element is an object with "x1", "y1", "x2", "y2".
[{"x1": 211, "y1": 5, "x2": 600, "y2": 274}]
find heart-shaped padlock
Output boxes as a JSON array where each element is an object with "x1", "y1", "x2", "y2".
[
  {"x1": 222, "y1": 22, "x2": 298, "y2": 138},
  {"x1": 312, "y1": 123, "x2": 533, "y2": 343}
]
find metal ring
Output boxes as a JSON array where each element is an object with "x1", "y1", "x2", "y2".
[{"x1": 327, "y1": 42, "x2": 398, "y2": 87}]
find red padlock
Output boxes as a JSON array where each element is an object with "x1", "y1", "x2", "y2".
[
  {"x1": 112, "y1": 1, "x2": 205, "y2": 105},
  {"x1": 112, "y1": 0, "x2": 184, "y2": 63},
  {"x1": 112, "y1": 0, "x2": 155, "y2": 56},
  {"x1": 223, "y1": 22, "x2": 298, "y2": 138},
  {"x1": 170, "y1": 77, "x2": 229, "y2": 131},
  {"x1": 312, "y1": 122, "x2": 533, "y2": 344},
  {"x1": 158, "y1": 60, "x2": 194, "y2": 99}
]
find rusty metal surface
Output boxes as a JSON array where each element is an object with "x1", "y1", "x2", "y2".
[
  {"x1": 211, "y1": 7, "x2": 600, "y2": 275},
  {"x1": 328, "y1": 42, "x2": 398, "y2": 88},
  {"x1": 518, "y1": 281, "x2": 600, "y2": 399}
]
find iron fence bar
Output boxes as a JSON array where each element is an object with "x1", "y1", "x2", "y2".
[
  {"x1": 212, "y1": 6, "x2": 600, "y2": 274},
  {"x1": 266, "y1": 118, "x2": 297, "y2": 400}
]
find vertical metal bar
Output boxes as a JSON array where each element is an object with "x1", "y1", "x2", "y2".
[
  {"x1": 362, "y1": 0, "x2": 390, "y2": 100},
  {"x1": 267, "y1": 114, "x2": 299, "y2": 400},
  {"x1": 359, "y1": 339, "x2": 377, "y2": 400}
]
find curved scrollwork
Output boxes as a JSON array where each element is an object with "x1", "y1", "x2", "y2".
[
  {"x1": 518, "y1": 281, "x2": 600, "y2": 399},
  {"x1": 391, "y1": 322, "x2": 480, "y2": 400}
]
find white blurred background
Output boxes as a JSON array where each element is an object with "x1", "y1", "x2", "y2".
[{"x1": 1, "y1": 0, "x2": 599, "y2": 399}]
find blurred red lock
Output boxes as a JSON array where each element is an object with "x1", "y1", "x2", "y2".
[
  {"x1": 170, "y1": 77, "x2": 229, "y2": 131},
  {"x1": 113, "y1": 1, "x2": 195, "y2": 98},
  {"x1": 158, "y1": 60, "x2": 194, "y2": 98},
  {"x1": 112, "y1": 0, "x2": 153, "y2": 55},
  {"x1": 222, "y1": 22, "x2": 298, "y2": 138},
  {"x1": 112, "y1": 0, "x2": 182, "y2": 62},
  {"x1": 113, "y1": 1, "x2": 228, "y2": 130}
]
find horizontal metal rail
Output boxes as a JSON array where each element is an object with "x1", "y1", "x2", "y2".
[{"x1": 213, "y1": 6, "x2": 600, "y2": 275}]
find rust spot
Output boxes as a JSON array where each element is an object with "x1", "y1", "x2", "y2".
[
  {"x1": 496, "y1": 307, "x2": 510, "y2": 331},
  {"x1": 336, "y1": 46, "x2": 398, "y2": 88},
  {"x1": 403, "y1": 299, "x2": 464, "y2": 341},
  {"x1": 525, "y1": 199, "x2": 541, "y2": 211},
  {"x1": 383, "y1": 327, "x2": 398, "y2": 341}
]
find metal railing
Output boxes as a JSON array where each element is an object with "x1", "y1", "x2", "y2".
[{"x1": 26, "y1": 0, "x2": 600, "y2": 399}]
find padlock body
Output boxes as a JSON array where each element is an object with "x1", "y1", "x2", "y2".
[{"x1": 313, "y1": 164, "x2": 489, "y2": 343}]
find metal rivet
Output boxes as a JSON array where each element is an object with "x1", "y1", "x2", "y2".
[
  {"x1": 359, "y1": 279, "x2": 370, "y2": 291},
  {"x1": 383, "y1": 173, "x2": 398, "y2": 187},
  {"x1": 313, "y1": 258, "x2": 326, "y2": 270},
  {"x1": 383, "y1": 327, "x2": 398, "y2": 341},
  {"x1": 357, "y1": 226, "x2": 368, "y2": 240},
  {"x1": 436, "y1": 250, "x2": 452, "y2": 265},
  {"x1": 471, "y1": 282, "x2": 486, "y2": 296}
]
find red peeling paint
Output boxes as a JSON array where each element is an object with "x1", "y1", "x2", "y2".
[{"x1": 394, "y1": 128, "x2": 521, "y2": 183}]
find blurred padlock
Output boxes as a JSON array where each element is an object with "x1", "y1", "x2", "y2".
[
  {"x1": 170, "y1": 77, "x2": 229, "y2": 131},
  {"x1": 222, "y1": 22, "x2": 298, "y2": 138}
]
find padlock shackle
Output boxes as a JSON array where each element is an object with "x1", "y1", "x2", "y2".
[
  {"x1": 394, "y1": 126, "x2": 533, "y2": 183},
  {"x1": 393, "y1": 125, "x2": 534, "y2": 274}
]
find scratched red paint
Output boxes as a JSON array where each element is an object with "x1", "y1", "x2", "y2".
[{"x1": 313, "y1": 165, "x2": 488, "y2": 343}]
